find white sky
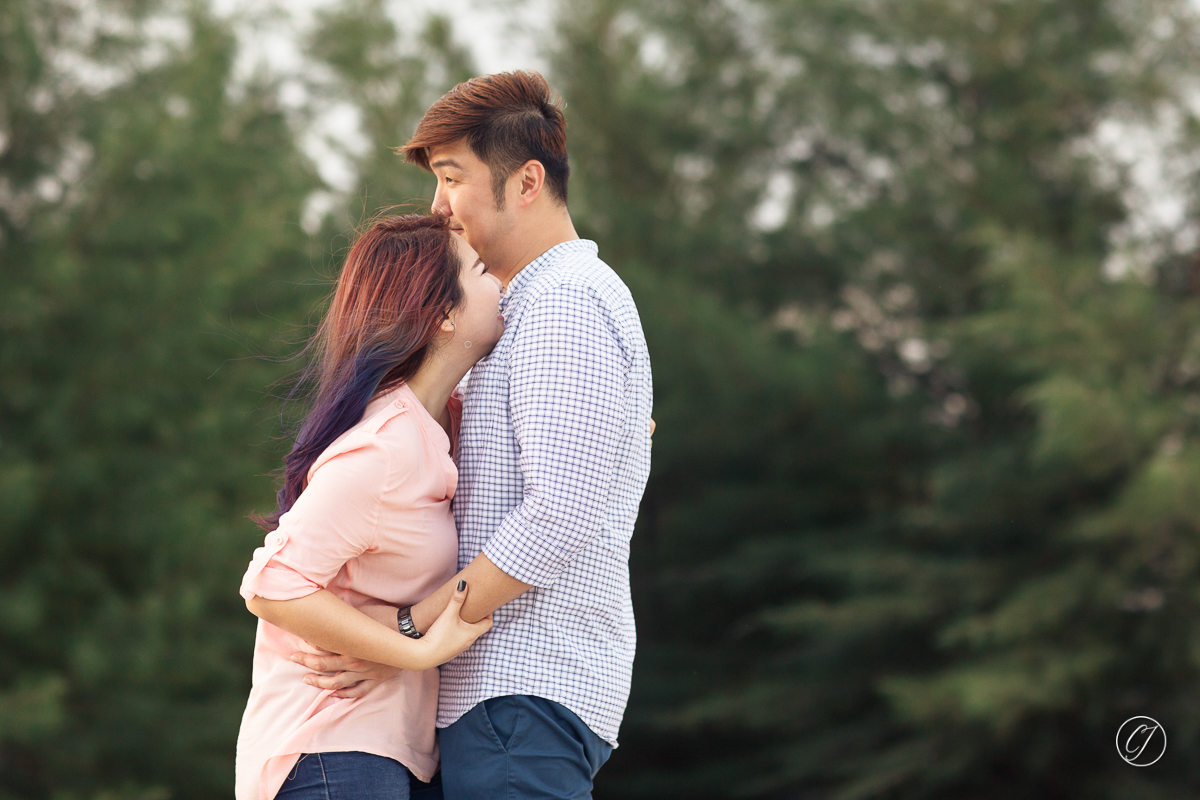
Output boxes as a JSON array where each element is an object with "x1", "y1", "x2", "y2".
[
  {"x1": 210, "y1": 0, "x2": 552, "y2": 76},
  {"x1": 207, "y1": 0, "x2": 1197, "y2": 270},
  {"x1": 209, "y1": 0, "x2": 553, "y2": 193}
]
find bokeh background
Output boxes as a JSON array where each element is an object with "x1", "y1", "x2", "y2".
[{"x1": 5, "y1": 0, "x2": 1200, "y2": 796}]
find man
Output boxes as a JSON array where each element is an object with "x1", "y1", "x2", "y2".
[{"x1": 296, "y1": 71, "x2": 653, "y2": 799}]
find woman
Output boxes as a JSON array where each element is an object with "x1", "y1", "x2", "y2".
[{"x1": 235, "y1": 213, "x2": 505, "y2": 800}]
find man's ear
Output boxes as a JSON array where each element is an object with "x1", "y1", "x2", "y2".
[{"x1": 515, "y1": 160, "x2": 546, "y2": 208}]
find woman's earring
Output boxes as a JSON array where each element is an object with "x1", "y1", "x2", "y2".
[{"x1": 449, "y1": 320, "x2": 472, "y2": 349}]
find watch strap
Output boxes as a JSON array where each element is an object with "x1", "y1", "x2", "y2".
[{"x1": 396, "y1": 606, "x2": 422, "y2": 639}]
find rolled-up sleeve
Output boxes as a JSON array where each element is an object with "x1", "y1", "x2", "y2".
[
  {"x1": 483, "y1": 284, "x2": 628, "y2": 587},
  {"x1": 240, "y1": 441, "x2": 390, "y2": 601}
]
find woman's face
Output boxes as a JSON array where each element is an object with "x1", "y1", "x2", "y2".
[{"x1": 448, "y1": 233, "x2": 504, "y2": 357}]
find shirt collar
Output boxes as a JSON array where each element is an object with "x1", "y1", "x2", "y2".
[{"x1": 500, "y1": 239, "x2": 598, "y2": 311}]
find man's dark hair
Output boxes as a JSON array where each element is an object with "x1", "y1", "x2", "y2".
[{"x1": 399, "y1": 70, "x2": 569, "y2": 209}]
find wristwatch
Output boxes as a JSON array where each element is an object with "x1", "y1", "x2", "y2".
[{"x1": 396, "y1": 606, "x2": 422, "y2": 639}]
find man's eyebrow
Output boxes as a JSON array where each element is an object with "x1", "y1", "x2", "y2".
[{"x1": 430, "y1": 157, "x2": 464, "y2": 170}]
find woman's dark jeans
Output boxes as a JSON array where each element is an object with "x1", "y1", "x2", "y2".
[{"x1": 277, "y1": 751, "x2": 443, "y2": 800}]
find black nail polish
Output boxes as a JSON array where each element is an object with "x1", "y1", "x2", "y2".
[{"x1": 457, "y1": 579, "x2": 466, "y2": 592}]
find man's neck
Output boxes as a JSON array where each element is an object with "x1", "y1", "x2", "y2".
[{"x1": 490, "y1": 211, "x2": 579, "y2": 287}]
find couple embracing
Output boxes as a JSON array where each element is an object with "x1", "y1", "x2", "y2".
[{"x1": 234, "y1": 71, "x2": 653, "y2": 800}]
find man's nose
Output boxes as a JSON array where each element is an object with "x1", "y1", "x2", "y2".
[{"x1": 431, "y1": 184, "x2": 450, "y2": 216}]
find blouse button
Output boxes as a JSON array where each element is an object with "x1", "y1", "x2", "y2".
[
  {"x1": 395, "y1": 400, "x2": 406, "y2": 409},
  {"x1": 270, "y1": 533, "x2": 285, "y2": 546}
]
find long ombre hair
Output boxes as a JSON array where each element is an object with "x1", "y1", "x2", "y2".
[{"x1": 257, "y1": 214, "x2": 462, "y2": 531}]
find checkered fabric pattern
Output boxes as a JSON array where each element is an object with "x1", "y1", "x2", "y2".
[{"x1": 439, "y1": 239, "x2": 653, "y2": 747}]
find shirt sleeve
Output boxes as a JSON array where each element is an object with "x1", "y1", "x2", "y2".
[
  {"x1": 239, "y1": 439, "x2": 391, "y2": 602},
  {"x1": 483, "y1": 284, "x2": 629, "y2": 588}
]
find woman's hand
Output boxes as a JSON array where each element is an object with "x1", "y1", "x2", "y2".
[
  {"x1": 416, "y1": 580, "x2": 492, "y2": 670},
  {"x1": 293, "y1": 650, "x2": 404, "y2": 698}
]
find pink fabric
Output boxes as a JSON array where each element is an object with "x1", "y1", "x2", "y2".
[{"x1": 235, "y1": 384, "x2": 461, "y2": 800}]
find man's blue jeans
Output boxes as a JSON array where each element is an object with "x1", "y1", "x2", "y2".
[
  {"x1": 439, "y1": 695, "x2": 613, "y2": 800},
  {"x1": 276, "y1": 751, "x2": 443, "y2": 800}
]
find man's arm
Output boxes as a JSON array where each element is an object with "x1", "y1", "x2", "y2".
[
  {"x1": 410, "y1": 553, "x2": 531, "y2": 630},
  {"x1": 479, "y1": 283, "x2": 629, "y2": 588}
]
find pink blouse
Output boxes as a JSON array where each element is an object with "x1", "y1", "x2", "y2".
[{"x1": 235, "y1": 384, "x2": 461, "y2": 800}]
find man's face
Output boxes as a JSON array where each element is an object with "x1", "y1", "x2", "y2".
[{"x1": 428, "y1": 140, "x2": 512, "y2": 265}]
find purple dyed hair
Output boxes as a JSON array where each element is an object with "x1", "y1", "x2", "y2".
[{"x1": 255, "y1": 214, "x2": 462, "y2": 531}]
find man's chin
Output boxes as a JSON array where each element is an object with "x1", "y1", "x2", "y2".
[{"x1": 456, "y1": 229, "x2": 483, "y2": 253}]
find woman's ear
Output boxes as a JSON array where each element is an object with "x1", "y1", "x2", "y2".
[{"x1": 440, "y1": 316, "x2": 456, "y2": 333}]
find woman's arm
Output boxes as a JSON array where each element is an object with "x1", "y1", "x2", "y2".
[{"x1": 246, "y1": 581, "x2": 490, "y2": 673}]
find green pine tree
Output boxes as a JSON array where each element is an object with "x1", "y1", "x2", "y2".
[
  {"x1": 0, "y1": 3, "x2": 322, "y2": 796},
  {"x1": 546, "y1": 0, "x2": 1200, "y2": 797}
]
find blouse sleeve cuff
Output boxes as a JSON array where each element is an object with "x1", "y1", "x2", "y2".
[{"x1": 238, "y1": 530, "x2": 322, "y2": 601}]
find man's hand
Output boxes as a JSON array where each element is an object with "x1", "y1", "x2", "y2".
[
  {"x1": 289, "y1": 601, "x2": 402, "y2": 699},
  {"x1": 290, "y1": 649, "x2": 402, "y2": 699}
]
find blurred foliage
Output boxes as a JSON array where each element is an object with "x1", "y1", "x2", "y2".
[
  {"x1": 1, "y1": 1, "x2": 324, "y2": 796},
  {"x1": 6, "y1": 0, "x2": 1200, "y2": 797},
  {"x1": 303, "y1": 0, "x2": 476, "y2": 225},
  {"x1": 550, "y1": 0, "x2": 1200, "y2": 798}
]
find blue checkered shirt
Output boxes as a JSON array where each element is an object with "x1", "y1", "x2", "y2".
[{"x1": 439, "y1": 239, "x2": 653, "y2": 747}]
